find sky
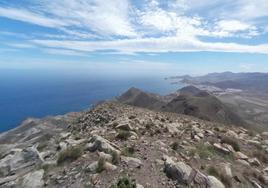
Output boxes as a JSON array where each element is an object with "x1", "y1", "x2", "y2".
[{"x1": 0, "y1": 0, "x2": 268, "y2": 76}]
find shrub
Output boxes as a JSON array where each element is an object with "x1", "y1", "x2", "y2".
[
  {"x1": 110, "y1": 175, "x2": 137, "y2": 188},
  {"x1": 196, "y1": 144, "x2": 216, "y2": 159},
  {"x1": 221, "y1": 136, "x2": 240, "y2": 151},
  {"x1": 122, "y1": 146, "x2": 135, "y2": 157},
  {"x1": 170, "y1": 141, "x2": 179, "y2": 151},
  {"x1": 96, "y1": 157, "x2": 106, "y2": 173},
  {"x1": 57, "y1": 145, "x2": 83, "y2": 164},
  {"x1": 116, "y1": 130, "x2": 131, "y2": 140},
  {"x1": 111, "y1": 150, "x2": 120, "y2": 165}
]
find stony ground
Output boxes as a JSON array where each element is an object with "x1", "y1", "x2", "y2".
[{"x1": 0, "y1": 101, "x2": 268, "y2": 188}]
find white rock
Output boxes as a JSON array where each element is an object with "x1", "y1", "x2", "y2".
[
  {"x1": 22, "y1": 169, "x2": 44, "y2": 188},
  {"x1": 207, "y1": 176, "x2": 225, "y2": 188}
]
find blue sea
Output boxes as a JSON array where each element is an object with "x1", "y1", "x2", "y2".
[{"x1": 0, "y1": 70, "x2": 184, "y2": 133}]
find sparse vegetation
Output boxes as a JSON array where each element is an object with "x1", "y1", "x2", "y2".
[
  {"x1": 195, "y1": 143, "x2": 216, "y2": 159},
  {"x1": 111, "y1": 150, "x2": 120, "y2": 165},
  {"x1": 221, "y1": 136, "x2": 240, "y2": 151},
  {"x1": 170, "y1": 141, "x2": 179, "y2": 151},
  {"x1": 96, "y1": 157, "x2": 106, "y2": 173},
  {"x1": 110, "y1": 175, "x2": 137, "y2": 188},
  {"x1": 122, "y1": 146, "x2": 135, "y2": 157},
  {"x1": 116, "y1": 130, "x2": 131, "y2": 140},
  {"x1": 57, "y1": 145, "x2": 83, "y2": 165}
]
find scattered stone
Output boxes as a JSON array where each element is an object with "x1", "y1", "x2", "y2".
[
  {"x1": 213, "y1": 143, "x2": 230, "y2": 154},
  {"x1": 235, "y1": 152, "x2": 248, "y2": 160},
  {"x1": 121, "y1": 156, "x2": 143, "y2": 168}
]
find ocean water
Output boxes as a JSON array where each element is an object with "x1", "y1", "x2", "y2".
[{"x1": 0, "y1": 70, "x2": 184, "y2": 133}]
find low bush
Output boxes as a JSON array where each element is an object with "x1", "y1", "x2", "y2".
[
  {"x1": 110, "y1": 175, "x2": 137, "y2": 188},
  {"x1": 170, "y1": 141, "x2": 179, "y2": 151},
  {"x1": 96, "y1": 157, "x2": 106, "y2": 173},
  {"x1": 57, "y1": 145, "x2": 83, "y2": 164}
]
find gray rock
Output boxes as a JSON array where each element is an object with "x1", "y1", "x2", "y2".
[
  {"x1": 121, "y1": 156, "x2": 143, "y2": 168},
  {"x1": 22, "y1": 169, "x2": 44, "y2": 188},
  {"x1": 87, "y1": 135, "x2": 120, "y2": 154},
  {"x1": 207, "y1": 176, "x2": 225, "y2": 188},
  {"x1": 213, "y1": 143, "x2": 230, "y2": 154},
  {"x1": 164, "y1": 156, "x2": 192, "y2": 184}
]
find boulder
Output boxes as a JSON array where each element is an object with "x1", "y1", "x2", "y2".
[
  {"x1": 164, "y1": 156, "x2": 192, "y2": 184},
  {"x1": 213, "y1": 143, "x2": 230, "y2": 154},
  {"x1": 121, "y1": 156, "x2": 143, "y2": 168},
  {"x1": 236, "y1": 159, "x2": 250, "y2": 167},
  {"x1": 87, "y1": 135, "x2": 120, "y2": 154},
  {"x1": 22, "y1": 169, "x2": 44, "y2": 188},
  {"x1": 207, "y1": 176, "x2": 225, "y2": 188}
]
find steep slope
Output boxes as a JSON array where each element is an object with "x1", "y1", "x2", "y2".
[
  {"x1": 118, "y1": 86, "x2": 245, "y2": 126},
  {"x1": 0, "y1": 102, "x2": 267, "y2": 188}
]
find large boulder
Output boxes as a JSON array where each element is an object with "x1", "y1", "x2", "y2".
[
  {"x1": 207, "y1": 176, "x2": 225, "y2": 188},
  {"x1": 87, "y1": 135, "x2": 120, "y2": 154},
  {"x1": 22, "y1": 169, "x2": 44, "y2": 188},
  {"x1": 164, "y1": 156, "x2": 192, "y2": 184}
]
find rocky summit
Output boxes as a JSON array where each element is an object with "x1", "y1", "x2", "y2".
[{"x1": 0, "y1": 101, "x2": 268, "y2": 188}]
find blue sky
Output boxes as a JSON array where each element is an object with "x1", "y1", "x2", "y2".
[{"x1": 0, "y1": 0, "x2": 268, "y2": 76}]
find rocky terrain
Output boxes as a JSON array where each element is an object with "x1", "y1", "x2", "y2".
[
  {"x1": 0, "y1": 101, "x2": 268, "y2": 188},
  {"x1": 118, "y1": 86, "x2": 244, "y2": 126},
  {"x1": 169, "y1": 72, "x2": 268, "y2": 131}
]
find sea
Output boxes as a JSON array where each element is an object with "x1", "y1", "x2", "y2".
[{"x1": 0, "y1": 69, "x2": 184, "y2": 133}]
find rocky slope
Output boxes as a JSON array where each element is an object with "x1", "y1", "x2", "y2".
[
  {"x1": 0, "y1": 101, "x2": 268, "y2": 188},
  {"x1": 118, "y1": 86, "x2": 245, "y2": 126}
]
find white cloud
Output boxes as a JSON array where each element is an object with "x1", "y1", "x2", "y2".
[
  {"x1": 239, "y1": 63, "x2": 254, "y2": 70},
  {"x1": 0, "y1": 7, "x2": 70, "y2": 28},
  {"x1": 32, "y1": 36, "x2": 268, "y2": 54},
  {"x1": 0, "y1": 0, "x2": 268, "y2": 55},
  {"x1": 41, "y1": 48, "x2": 88, "y2": 56}
]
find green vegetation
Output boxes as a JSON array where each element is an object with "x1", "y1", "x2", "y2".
[
  {"x1": 57, "y1": 145, "x2": 83, "y2": 165},
  {"x1": 110, "y1": 175, "x2": 137, "y2": 188},
  {"x1": 194, "y1": 144, "x2": 216, "y2": 159}
]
